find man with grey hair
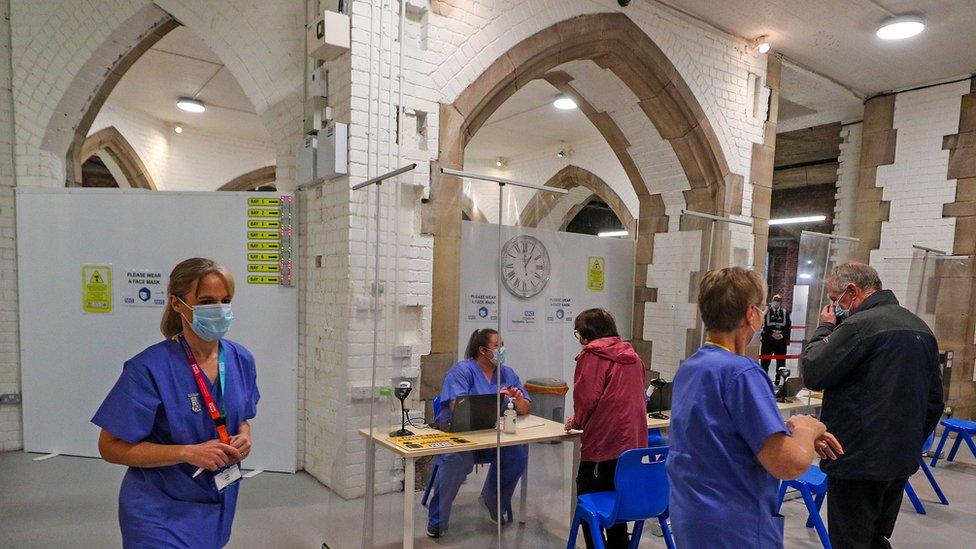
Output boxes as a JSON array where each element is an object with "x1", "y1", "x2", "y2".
[{"x1": 803, "y1": 261, "x2": 943, "y2": 548}]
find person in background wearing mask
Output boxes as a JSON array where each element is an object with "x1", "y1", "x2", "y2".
[
  {"x1": 426, "y1": 328, "x2": 531, "y2": 538},
  {"x1": 802, "y1": 262, "x2": 942, "y2": 548},
  {"x1": 667, "y1": 267, "x2": 841, "y2": 548},
  {"x1": 92, "y1": 258, "x2": 260, "y2": 548},
  {"x1": 564, "y1": 309, "x2": 647, "y2": 549},
  {"x1": 761, "y1": 294, "x2": 792, "y2": 384}
]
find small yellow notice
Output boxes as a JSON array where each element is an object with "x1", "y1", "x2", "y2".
[
  {"x1": 587, "y1": 256, "x2": 605, "y2": 292},
  {"x1": 247, "y1": 275, "x2": 280, "y2": 285},
  {"x1": 82, "y1": 264, "x2": 113, "y2": 313},
  {"x1": 247, "y1": 208, "x2": 280, "y2": 218},
  {"x1": 248, "y1": 253, "x2": 280, "y2": 262},
  {"x1": 248, "y1": 241, "x2": 281, "y2": 251},
  {"x1": 248, "y1": 263, "x2": 280, "y2": 273},
  {"x1": 247, "y1": 219, "x2": 281, "y2": 229},
  {"x1": 247, "y1": 230, "x2": 280, "y2": 240},
  {"x1": 247, "y1": 197, "x2": 281, "y2": 207}
]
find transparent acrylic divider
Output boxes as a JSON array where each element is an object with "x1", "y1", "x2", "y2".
[{"x1": 354, "y1": 168, "x2": 418, "y2": 548}]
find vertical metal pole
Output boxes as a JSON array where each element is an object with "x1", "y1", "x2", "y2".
[
  {"x1": 495, "y1": 182, "x2": 504, "y2": 549},
  {"x1": 363, "y1": 182, "x2": 383, "y2": 548},
  {"x1": 915, "y1": 251, "x2": 931, "y2": 315},
  {"x1": 700, "y1": 220, "x2": 716, "y2": 347}
]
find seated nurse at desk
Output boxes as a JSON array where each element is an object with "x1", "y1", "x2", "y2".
[{"x1": 426, "y1": 328, "x2": 531, "y2": 539}]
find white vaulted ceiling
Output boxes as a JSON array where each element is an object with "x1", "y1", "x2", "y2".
[{"x1": 102, "y1": 26, "x2": 272, "y2": 144}]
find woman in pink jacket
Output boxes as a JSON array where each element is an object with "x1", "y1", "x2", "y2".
[{"x1": 564, "y1": 308, "x2": 648, "y2": 549}]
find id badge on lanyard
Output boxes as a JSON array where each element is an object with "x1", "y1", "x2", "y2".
[{"x1": 179, "y1": 336, "x2": 242, "y2": 491}]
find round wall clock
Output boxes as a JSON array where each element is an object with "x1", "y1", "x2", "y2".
[{"x1": 500, "y1": 234, "x2": 551, "y2": 299}]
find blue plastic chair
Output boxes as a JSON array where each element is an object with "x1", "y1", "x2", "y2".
[
  {"x1": 567, "y1": 447, "x2": 675, "y2": 549},
  {"x1": 930, "y1": 418, "x2": 976, "y2": 468},
  {"x1": 647, "y1": 427, "x2": 668, "y2": 449},
  {"x1": 905, "y1": 433, "x2": 950, "y2": 514},
  {"x1": 777, "y1": 465, "x2": 830, "y2": 549}
]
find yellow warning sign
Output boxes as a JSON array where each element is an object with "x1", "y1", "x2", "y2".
[
  {"x1": 247, "y1": 275, "x2": 280, "y2": 285},
  {"x1": 248, "y1": 241, "x2": 281, "y2": 251},
  {"x1": 587, "y1": 256, "x2": 606, "y2": 292},
  {"x1": 247, "y1": 208, "x2": 280, "y2": 218},
  {"x1": 248, "y1": 263, "x2": 280, "y2": 273},
  {"x1": 247, "y1": 197, "x2": 281, "y2": 207},
  {"x1": 247, "y1": 231, "x2": 280, "y2": 240},
  {"x1": 82, "y1": 264, "x2": 113, "y2": 313},
  {"x1": 248, "y1": 253, "x2": 280, "y2": 262},
  {"x1": 248, "y1": 219, "x2": 281, "y2": 229},
  {"x1": 388, "y1": 433, "x2": 476, "y2": 451}
]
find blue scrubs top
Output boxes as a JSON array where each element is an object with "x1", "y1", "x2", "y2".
[
  {"x1": 92, "y1": 339, "x2": 260, "y2": 549},
  {"x1": 666, "y1": 345, "x2": 789, "y2": 548},
  {"x1": 437, "y1": 358, "x2": 529, "y2": 424}
]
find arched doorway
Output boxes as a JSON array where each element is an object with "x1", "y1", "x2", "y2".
[
  {"x1": 423, "y1": 13, "x2": 738, "y2": 387},
  {"x1": 79, "y1": 127, "x2": 157, "y2": 189}
]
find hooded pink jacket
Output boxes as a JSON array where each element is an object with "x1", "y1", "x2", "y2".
[{"x1": 569, "y1": 336, "x2": 648, "y2": 462}]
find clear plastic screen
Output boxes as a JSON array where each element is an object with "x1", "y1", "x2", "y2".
[{"x1": 794, "y1": 232, "x2": 859, "y2": 346}]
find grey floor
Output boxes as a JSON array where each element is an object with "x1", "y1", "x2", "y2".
[{"x1": 2, "y1": 441, "x2": 975, "y2": 549}]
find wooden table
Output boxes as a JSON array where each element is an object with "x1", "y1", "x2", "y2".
[
  {"x1": 360, "y1": 397, "x2": 822, "y2": 548},
  {"x1": 359, "y1": 415, "x2": 580, "y2": 549}
]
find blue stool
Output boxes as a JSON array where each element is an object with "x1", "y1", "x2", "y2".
[
  {"x1": 930, "y1": 418, "x2": 976, "y2": 468},
  {"x1": 777, "y1": 465, "x2": 830, "y2": 549},
  {"x1": 567, "y1": 447, "x2": 675, "y2": 549},
  {"x1": 905, "y1": 433, "x2": 950, "y2": 514}
]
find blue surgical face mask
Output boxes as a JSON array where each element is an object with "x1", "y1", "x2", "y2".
[
  {"x1": 833, "y1": 288, "x2": 852, "y2": 318},
  {"x1": 179, "y1": 297, "x2": 234, "y2": 341},
  {"x1": 491, "y1": 346, "x2": 507, "y2": 367}
]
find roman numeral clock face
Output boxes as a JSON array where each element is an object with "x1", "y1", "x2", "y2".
[{"x1": 500, "y1": 235, "x2": 551, "y2": 299}]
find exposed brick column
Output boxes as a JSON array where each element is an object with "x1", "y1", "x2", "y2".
[
  {"x1": 939, "y1": 78, "x2": 976, "y2": 418},
  {"x1": 852, "y1": 95, "x2": 896, "y2": 261},
  {"x1": 750, "y1": 55, "x2": 781, "y2": 269}
]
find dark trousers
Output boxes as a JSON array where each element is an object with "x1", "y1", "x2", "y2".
[
  {"x1": 576, "y1": 459, "x2": 629, "y2": 549},
  {"x1": 827, "y1": 476, "x2": 908, "y2": 549},
  {"x1": 760, "y1": 339, "x2": 788, "y2": 383}
]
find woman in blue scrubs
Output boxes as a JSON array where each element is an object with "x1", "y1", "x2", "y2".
[
  {"x1": 667, "y1": 267, "x2": 841, "y2": 548},
  {"x1": 425, "y1": 328, "x2": 531, "y2": 539},
  {"x1": 92, "y1": 258, "x2": 259, "y2": 548}
]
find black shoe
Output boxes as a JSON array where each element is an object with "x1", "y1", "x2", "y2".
[{"x1": 426, "y1": 523, "x2": 443, "y2": 538}]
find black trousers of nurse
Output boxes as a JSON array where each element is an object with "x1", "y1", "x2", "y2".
[{"x1": 576, "y1": 459, "x2": 629, "y2": 549}]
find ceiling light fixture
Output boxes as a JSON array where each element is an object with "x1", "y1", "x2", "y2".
[
  {"x1": 756, "y1": 35, "x2": 771, "y2": 53},
  {"x1": 799, "y1": 273, "x2": 813, "y2": 280},
  {"x1": 553, "y1": 95, "x2": 578, "y2": 110},
  {"x1": 556, "y1": 150, "x2": 566, "y2": 158},
  {"x1": 177, "y1": 97, "x2": 206, "y2": 113},
  {"x1": 876, "y1": 15, "x2": 925, "y2": 40},
  {"x1": 769, "y1": 215, "x2": 827, "y2": 226},
  {"x1": 494, "y1": 156, "x2": 508, "y2": 168},
  {"x1": 598, "y1": 230, "x2": 629, "y2": 238},
  {"x1": 174, "y1": 125, "x2": 183, "y2": 134}
]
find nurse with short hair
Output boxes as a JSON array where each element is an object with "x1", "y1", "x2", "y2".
[
  {"x1": 667, "y1": 267, "x2": 841, "y2": 548},
  {"x1": 93, "y1": 258, "x2": 260, "y2": 548}
]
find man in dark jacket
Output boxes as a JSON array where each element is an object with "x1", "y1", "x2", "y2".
[
  {"x1": 802, "y1": 262, "x2": 943, "y2": 549},
  {"x1": 761, "y1": 294, "x2": 792, "y2": 384}
]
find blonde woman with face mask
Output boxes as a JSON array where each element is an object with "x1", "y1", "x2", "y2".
[{"x1": 92, "y1": 258, "x2": 260, "y2": 548}]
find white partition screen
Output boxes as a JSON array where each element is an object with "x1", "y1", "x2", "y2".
[
  {"x1": 458, "y1": 221, "x2": 635, "y2": 393},
  {"x1": 16, "y1": 188, "x2": 298, "y2": 472}
]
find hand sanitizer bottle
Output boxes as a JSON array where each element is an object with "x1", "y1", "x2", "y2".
[{"x1": 503, "y1": 400, "x2": 517, "y2": 434}]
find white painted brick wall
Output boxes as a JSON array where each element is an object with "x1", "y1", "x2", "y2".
[
  {"x1": 0, "y1": 0, "x2": 22, "y2": 452},
  {"x1": 90, "y1": 104, "x2": 276, "y2": 191},
  {"x1": 871, "y1": 82, "x2": 966, "y2": 302},
  {"x1": 833, "y1": 123, "x2": 861, "y2": 238}
]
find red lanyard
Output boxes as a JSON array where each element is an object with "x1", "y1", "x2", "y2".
[{"x1": 179, "y1": 336, "x2": 231, "y2": 445}]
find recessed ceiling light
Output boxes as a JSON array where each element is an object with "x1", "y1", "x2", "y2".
[
  {"x1": 174, "y1": 125, "x2": 183, "y2": 134},
  {"x1": 876, "y1": 15, "x2": 925, "y2": 40},
  {"x1": 768, "y1": 215, "x2": 827, "y2": 226},
  {"x1": 598, "y1": 230, "x2": 629, "y2": 238},
  {"x1": 553, "y1": 95, "x2": 577, "y2": 110},
  {"x1": 755, "y1": 35, "x2": 771, "y2": 53},
  {"x1": 494, "y1": 157, "x2": 507, "y2": 168},
  {"x1": 177, "y1": 98, "x2": 206, "y2": 113}
]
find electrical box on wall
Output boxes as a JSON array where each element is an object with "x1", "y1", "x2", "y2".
[
  {"x1": 297, "y1": 135, "x2": 317, "y2": 187},
  {"x1": 307, "y1": 10, "x2": 350, "y2": 61},
  {"x1": 309, "y1": 65, "x2": 329, "y2": 98},
  {"x1": 303, "y1": 96, "x2": 331, "y2": 136},
  {"x1": 317, "y1": 122, "x2": 348, "y2": 180}
]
